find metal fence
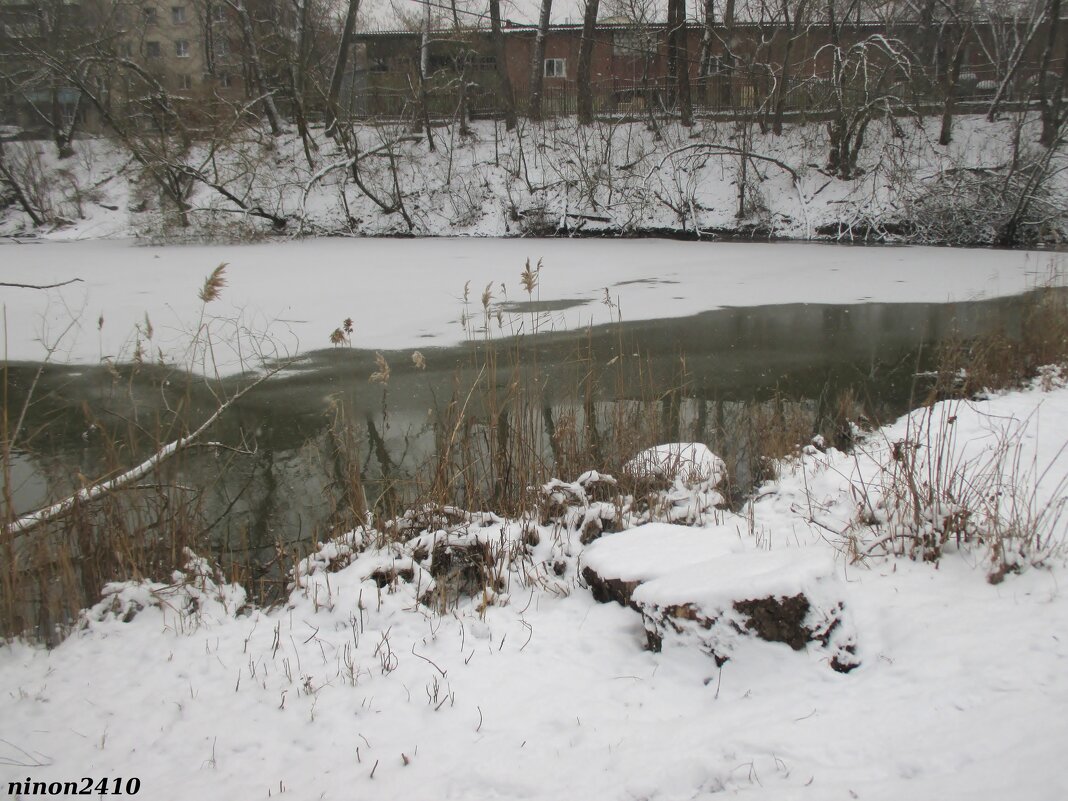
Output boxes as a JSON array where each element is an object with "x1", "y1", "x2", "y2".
[{"x1": 346, "y1": 74, "x2": 954, "y2": 124}]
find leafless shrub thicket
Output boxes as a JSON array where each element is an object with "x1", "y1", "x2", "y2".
[
  {"x1": 837, "y1": 396, "x2": 1068, "y2": 583},
  {"x1": 1, "y1": 0, "x2": 1065, "y2": 240},
  {"x1": 1, "y1": 266, "x2": 295, "y2": 643}
]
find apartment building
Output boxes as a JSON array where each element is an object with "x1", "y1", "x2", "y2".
[
  {"x1": 115, "y1": 0, "x2": 245, "y2": 101},
  {"x1": 0, "y1": 0, "x2": 247, "y2": 136}
]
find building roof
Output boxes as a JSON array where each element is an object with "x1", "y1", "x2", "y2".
[{"x1": 356, "y1": 0, "x2": 1049, "y2": 35}]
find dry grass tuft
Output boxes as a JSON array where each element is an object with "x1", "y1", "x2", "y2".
[
  {"x1": 197, "y1": 263, "x2": 228, "y2": 303},
  {"x1": 520, "y1": 258, "x2": 541, "y2": 295},
  {"x1": 369, "y1": 352, "x2": 391, "y2": 385},
  {"x1": 931, "y1": 284, "x2": 1068, "y2": 401}
]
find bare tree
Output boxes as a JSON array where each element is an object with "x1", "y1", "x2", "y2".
[
  {"x1": 933, "y1": 0, "x2": 973, "y2": 145},
  {"x1": 719, "y1": 0, "x2": 783, "y2": 131},
  {"x1": 325, "y1": 0, "x2": 361, "y2": 135},
  {"x1": 489, "y1": 0, "x2": 517, "y2": 129},
  {"x1": 917, "y1": 0, "x2": 938, "y2": 65},
  {"x1": 1, "y1": 0, "x2": 93, "y2": 158},
  {"x1": 0, "y1": 141, "x2": 45, "y2": 226},
  {"x1": 417, "y1": 0, "x2": 436, "y2": 149},
  {"x1": 281, "y1": 0, "x2": 320, "y2": 167},
  {"x1": 667, "y1": 0, "x2": 693, "y2": 125},
  {"x1": 528, "y1": 0, "x2": 553, "y2": 120},
  {"x1": 228, "y1": 0, "x2": 283, "y2": 135},
  {"x1": 771, "y1": 0, "x2": 814, "y2": 135},
  {"x1": 577, "y1": 0, "x2": 601, "y2": 124},
  {"x1": 981, "y1": 0, "x2": 1046, "y2": 121},
  {"x1": 720, "y1": 0, "x2": 737, "y2": 106},
  {"x1": 995, "y1": 126, "x2": 1064, "y2": 244},
  {"x1": 26, "y1": 24, "x2": 292, "y2": 230},
  {"x1": 698, "y1": 0, "x2": 716, "y2": 79},
  {"x1": 448, "y1": 0, "x2": 472, "y2": 135},
  {"x1": 605, "y1": 0, "x2": 662, "y2": 133},
  {"x1": 822, "y1": 28, "x2": 913, "y2": 178},
  {"x1": 909, "y1": 108, "x2": 1068, "y2": 245},
  {"x1": 1035, "y1": 0, "x2": 1066, "y2": 146}
]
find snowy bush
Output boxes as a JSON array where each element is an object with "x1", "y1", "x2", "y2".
[
  {"x1": 771, "y1": 392, "x2": 1068, "y2": 582},
  {"x1": 83, "y1": 548, "x2": 247, "y2": 631}
]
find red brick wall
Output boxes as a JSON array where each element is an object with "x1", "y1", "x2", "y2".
[{"x1": 353, "y1": 17, "x2": 1068, "y2": 114}]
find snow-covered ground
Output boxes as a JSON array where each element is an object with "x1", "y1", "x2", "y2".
[
  {"x1": 1, "y1": 380, "x2": 1066, "y2": 800},
  {"x1": 3, "y1": 116, "x2": 1063, "y2": 245},
  {"x1": 3, "y1": 110, "x2": 1066, "y2": 798},
  {"x1": 1, "y1": 238, "x2": 1061, "y2": 370}
]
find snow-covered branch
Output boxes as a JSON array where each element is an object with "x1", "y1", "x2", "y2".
[{"x1": 2, "y1": 366, "x2": 284, "y2": 540}]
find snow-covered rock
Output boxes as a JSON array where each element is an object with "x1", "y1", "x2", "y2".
[{"x1": 582, "y1": 524, "x2": 858, "y2": 671}]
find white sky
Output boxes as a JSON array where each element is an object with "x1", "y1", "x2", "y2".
[{"x1": 354, "y1": 0, "x2": 1037, "y2": 32}]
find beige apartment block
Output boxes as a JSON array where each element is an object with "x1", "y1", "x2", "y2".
[
  {"x1": 117, "y1": 0, "x2": 244, "y2": 100},
  {"x1": 1, "y1": 0, "x2": 253, "y2": 136}
]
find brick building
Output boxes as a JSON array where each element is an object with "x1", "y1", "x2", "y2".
[{"x1": 348, "y1": 13, "x2": 1067, "y2": 119}]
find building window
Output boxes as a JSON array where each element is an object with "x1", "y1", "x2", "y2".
[
  {"x1": 614, "y1": 31, "x2": 654, "y2": 58},
  {"x1": 212, "y1": 5, "x2": 226, "y2": 22},
  {"x1": 171, "y1": 6, "x2": 185, "y2": 23},
  {"x1": 702, "y1": 55, "x2": 733, "y2": 77},
  {"x1": 145, "y1": 40, "x2": 160, "y2": 58},
  {"x1": 175, "y1": 39, "x2": 189, "y2": 57},
  {"x1": 178, "y1": 74, "x2": 192, "y2": 89},
  {"x1": 544, "y1": 58, "x2": 566, "y2": 78},
  {"x1": 370, "y1": 57, "x2": 388, "y2": 72},
  {"x1": 215, "y1": 37, "x2": 229, "y2": 57},
  {"x1": 142, "y1": 6, "x2": 157, "y2": 24},
  {"x1": 427, "y1": 54, "x2": 452, "y2": 73},
  {"x1": 219, "y1": 72, "x2": 232, "y2": 87}
]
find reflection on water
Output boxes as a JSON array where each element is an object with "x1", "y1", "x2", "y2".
[{"x1": 2, "y1": 290, "x2": 1046, "y2": 561}]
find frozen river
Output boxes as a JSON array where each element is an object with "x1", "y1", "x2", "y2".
[
  {"x1": 0, "y1": 238, "x2": 1060, "y2": 370},
  {"x1": 2, "y1": 237, "x2": 1064, "y2": 557}
]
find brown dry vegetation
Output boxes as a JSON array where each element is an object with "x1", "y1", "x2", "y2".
[{"x1": 4, "y1": 271, "x2": 1068, "y2": 643}]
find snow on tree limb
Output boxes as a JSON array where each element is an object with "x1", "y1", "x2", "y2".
[{"x1": 2, "y1": 366, "x2": 283, "y2": 541}]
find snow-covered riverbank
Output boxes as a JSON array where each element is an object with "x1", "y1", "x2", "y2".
[
  {"x1": 2, "y1": 379, "x2": 1066, "y2": 800},
  {"x1": 2, "y1": 116, "x2": 1065, "y2": 246}
]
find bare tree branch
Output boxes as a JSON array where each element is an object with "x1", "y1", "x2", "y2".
[
  {"x1": 3, "y1": 364, "x2": 286, "y2": 540},
  {"x1": 0, "y1": 278, "x2": 83, "y2": 290}
]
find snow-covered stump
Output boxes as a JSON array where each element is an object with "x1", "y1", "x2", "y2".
[
  {"x1": 386, "y1": 503, "x2": 475, "y2": 541},
  {"x1": 538, "y1": 444, "x2": 730, "y2": 545},
  {"x1": 640, "y1": 592, "x2": 859, "y2": 674},
  {"x1": 539, "y1": 470, "x2": 623, "y2": 544},
  {"x1": 622, "y1": 443, "x2": 728, "y2": 525},
  {"x1": 581, "y1": 525, "x2": 860, "y2": 673},
  {"x1": 84, "y1": 548, "x2": 249, "y2": 630},
  {"x1": 426, "y1": 537, "x2": 494, "y2": 606}
]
